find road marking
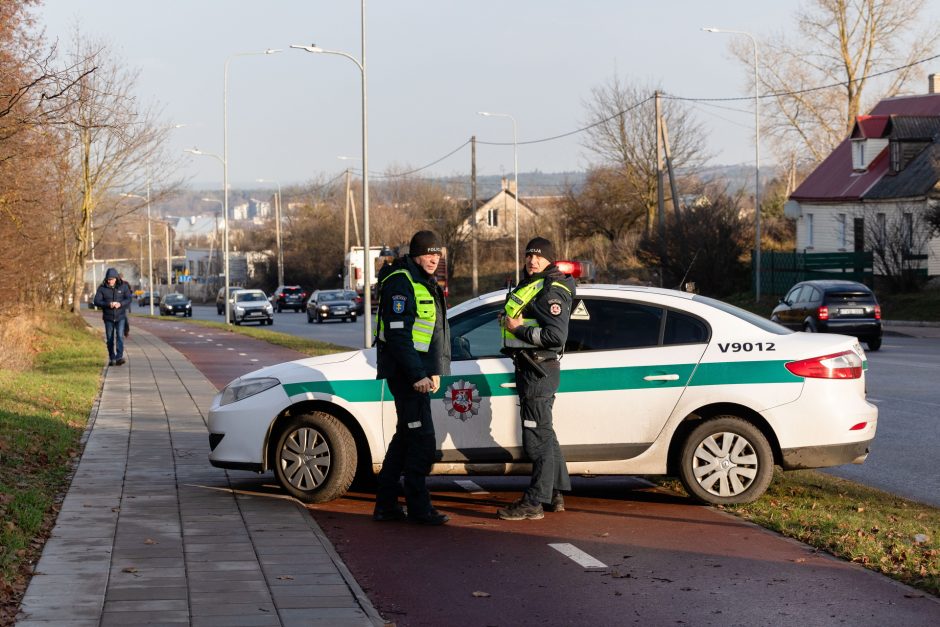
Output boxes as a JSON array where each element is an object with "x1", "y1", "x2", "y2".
[
  {"x1": 250, "y1": 358, "x2": 259, "y2": 362},
  {"x1": 239, "y1": 353, "x2": 247, "y2": 356},
  {"x1": 227, "y1": 347, "x2": 234, "y2": 351},
  {"x1": 454, "y1": 480, "x2": 488, "y2": 494},
  {"x1": 548, "y1": 543, "x2": 607, "y2": 570}
]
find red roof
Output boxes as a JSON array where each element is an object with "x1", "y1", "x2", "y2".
[{"x1": 790, "y1": 94, "x2": 940, "y2": 202}]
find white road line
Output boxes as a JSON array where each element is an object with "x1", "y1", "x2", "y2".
[
  {"x1": 227, "y1": 347, "x2": 234, "y2": 351},
  {"x1": 239, "y1": 353, "x2": 247, "y2": 356},
  {"x1": 454, "y1": 480, "x2": 488, "y2": 494},
  {"x1": 548, "y1": 543, "x2": 607, "y2": 570},
  {"x1": 250, "y1": 358, "x2": 259, "y2": 362}
]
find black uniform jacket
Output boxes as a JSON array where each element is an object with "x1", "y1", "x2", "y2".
[
  {"x1": 375, "y1": 256, "x2": 451, "y2": 383},
  {"x1": 509, "y1": 264, "x2": 576, "y2": 359}
]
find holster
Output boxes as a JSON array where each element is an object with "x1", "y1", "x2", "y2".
[{"x1": 513, "y1": 350, "x2": 548, "y2": 379}]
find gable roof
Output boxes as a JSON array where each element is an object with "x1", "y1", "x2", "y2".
[{"x1": 790, "y1": 94, "x2": 940, "y2": 203}]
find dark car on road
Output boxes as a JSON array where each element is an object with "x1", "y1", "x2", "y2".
[
  {"x1": 160, "y1": 292, "x2": 192, "y2": 317},
  {"x1": 771, "y1": 279, "x2": 882, "y2": 351},
  {"x1": 139, "y1": 292, "x2": 160, "y2": 307},
  {"x1": 272, "y1": 285, "x2": 308, "y2": 313},
  {"x1": 230, "y1": 289, "x2": 274, "y2": 326},
  {"x1": 343, "y1": 290, "x2": 364, "y2": 315},
  {"x1": 216, "y1": 287, "x2": 244, "y2": 315},
  {"x1": 307, "y1": 289, "x2": 358, "y2": 323}
]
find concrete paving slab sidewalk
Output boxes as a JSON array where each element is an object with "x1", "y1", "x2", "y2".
[{"x1": 15, "y1": 322, "x2": 383, "y2": 627}]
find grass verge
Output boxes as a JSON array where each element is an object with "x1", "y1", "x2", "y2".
[
  {"x1": 0, "y1": 312, "x2": 105, "y2": 625},
  {"x1": 660, "y1": 470, "x2": 939, "y2": 596}
]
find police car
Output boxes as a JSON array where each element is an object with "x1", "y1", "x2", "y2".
[{"x1": 207, "y1": 284, "x2": 876, "y2": 506}]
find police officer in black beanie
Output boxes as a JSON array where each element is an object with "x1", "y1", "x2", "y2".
[
  {"x1": 497, "y1": 236, "x2": 575, "y2": 520},
  {"x1": 373, "y1": 230, "x2": 451, "y2": 525}
]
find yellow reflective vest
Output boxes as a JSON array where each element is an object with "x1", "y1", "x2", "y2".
[
  {"x1": 375, "y1": 268, "x2": 436, "y2": 352},
  {"x1": 502, "y1": 278, "x2": 571, "y2": 349}
]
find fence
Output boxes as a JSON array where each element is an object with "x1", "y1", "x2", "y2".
[{"x1": 754, "y1": 251, "x2": 874, "y2": 296}]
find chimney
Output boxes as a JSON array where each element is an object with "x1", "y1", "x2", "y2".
[
  {"x1": 930, "y1": 73, "x2": 940, "y2": 94},
  {"x1": 500, "y1": 177, "x2": 508, "y2": 191}
]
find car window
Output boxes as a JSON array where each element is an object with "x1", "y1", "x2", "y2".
[
  {"x1": 449, "y1": 303, "x2": 504, "y2": 361},
  {"x1": 663, "y1": 310, "x2": 710, "y2": 345},
  {"x1": 567, "y1": 299, "x2": 663, "y2": 352},
  {"x1": 693, "y1": 295, "x2": 792, "y2": 335},
  {"x1": 165, "y1": 294, "x2": 186, "y2": 303},
  {"x1": 793, "y1": 285, "x2": 811, "y2": 303},
  {"x1": 825, "y1": 290, "x2": 876, "y2": 304},
  {"x1": 237, "y1": 292, "x2": 266, "y2": 302},
  {"x1": 784, "y1": 286, "x2": 801, "y2": 303}
]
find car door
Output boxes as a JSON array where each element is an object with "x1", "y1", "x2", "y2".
[
  {"x1": 553, "y1": 297, "x2": 709, "y2": 459},
  {"x1": 429, "y1": 301, "x2": 522, "y2": 464},
  {"x1": 776, "y1": 285, "x2": 803, "y2": 329}
]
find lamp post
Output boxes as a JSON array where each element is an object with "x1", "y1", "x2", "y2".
[
  {"x1": 478, "y1": 111, "x2": 520, "y2": 284},
  {"x1": 200, "y1": 198, "x2": 223, "y2": 299},
  {"x1": 292, "y1": 3, "x2": 372, "y2": 348},
  {"x1": 120, "y1": 185, "x2": 154, "y2": 316},
  {"x1": 186, "y1": 148, "x2": 230, "y2": 322},
  {"x1": 703, "y1": 27, "x2": 761, "y2": 302},
  {"x1": 256, "y1": 178, "x2": 283, "y2": 287}
]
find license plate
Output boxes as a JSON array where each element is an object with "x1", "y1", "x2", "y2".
[
  {"x1": 334, "y1": 308, "x2": 347, "y2": 314},
  {"x1": 840, "y1": 308, "x2": 864, "y2": 315}
]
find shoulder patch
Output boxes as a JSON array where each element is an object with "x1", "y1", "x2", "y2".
[
  {"x1": 550, "y1": 303, "x2": 562, "y2": 316},
  {"x1": 391, "y1": 294, "x2": 407, "y2": 314}
]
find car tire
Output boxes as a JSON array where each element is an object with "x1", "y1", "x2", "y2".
[
  {"x1": 316, "y1": 316, "x2": 322, "y2": 324},
  {"x1": 273, "y1": 411, "x2": 357, "y2": 503},
  {"x1": 307, "y1": 312, "x2": 314, "y2": 324},
  {"x1": 803, "y1": 321, "x2": 816, "y2": 333},
  {"x1": 866, "y1": 338, "x2": 881, "y2": 351},
  {"x1": 678, "y1": 416, "x2": 774, "y2": 505}
]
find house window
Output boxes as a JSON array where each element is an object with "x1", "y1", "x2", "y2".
[
  {"x1": 876, "y1": 213, "x2": 886, "y2": 247},
  {"x1": 806, "y1": 213, "x2": 814, "y2": 247},
  {"x1": 890, "y1": 141, "x2": 901, "y2": 172},
  {"x1": 487, "y1": 207, "x2": 499, "y2": 227},
  {"x1": 853, "y1": 217, "x2": 865, "y2": 252},
  {"x1": 852, "y1": 140, "x2": 865, "y2": 171},
  {"x1": 902, "y1": 212, "x2": 913, "y2": 253},
  {"x1": 837, "y1": 213, "x2": 847, "y2": 249}
]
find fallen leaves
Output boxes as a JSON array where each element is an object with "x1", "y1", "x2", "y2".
[{"x1": 471, "y1": 591, "x2": 491, "y2": 598}]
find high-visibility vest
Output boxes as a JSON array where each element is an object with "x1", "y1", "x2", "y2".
[
  {"x1": 375, "y1": 269, "x2": 436, "y2": 352},
  {"x1": 502, "y1": 278, "x2": 571, "y2": 348}
]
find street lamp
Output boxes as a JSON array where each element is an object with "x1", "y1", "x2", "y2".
[
  {"x1": 120, "y1": 187, "x2": 154, "y2": 316},
  {"x1": 292, "y1": 4, "x2": 372, "y2": 348},
  {"x1": 186, "y1": 147, "x2": 231, "y2": 323},
  {"x1": 256, "y1": 178, "x2": 284, "y2": 287},
  {"x1": 478, "y1": 111, "x2": 520, "y2": 284},
  {"x1": 703, "y1": 27, "x2": 762, "y2": 302}
]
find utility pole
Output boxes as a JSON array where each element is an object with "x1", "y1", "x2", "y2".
[
  {"x1": 344, "y1": 169, "x2": 351, "y2": 256},
  {"x1": 471, "y1": 135, "x2": 478, "y2": 297},
  {"x1": 165, "y1": 222, "x2": 171, "y2": 294},
  {"x1": 655, "y1": 91, "x2": 666, "y2": 286},
  {"x1": 660, "y1": 112, "x2": 687, "y2": 257}
]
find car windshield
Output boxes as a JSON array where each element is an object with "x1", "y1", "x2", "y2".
[
  {"x1": 237, "y1": 292, "x2": 267, "y2": 302},
  {"x1": 165, "y1": 294, "x2": 186, "y2": 303},
  {"x1": 344, "y1": 291, "x2": 359, "y2": 300},
  {"x1": 283, "y1": 288, "x2": 301, "y2": 294},
  {"x1": 320, "y1": 292, "x2": 345, "y2": 302},
  {"x1": 693, "y1": 295, "x2": 792, "y2": 335}
]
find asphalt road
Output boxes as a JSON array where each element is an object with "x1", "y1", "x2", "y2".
[{"x1": 824, "y1": 334, "x2": 940, "y2": 507}]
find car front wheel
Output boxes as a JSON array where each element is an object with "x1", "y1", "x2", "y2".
[
  {"x1": 678, "y1": 416, "x2": 774, "y2": 505},
  {"x1": 273, "y1": 411, "x2": 357, "y2": 503},
  {"x1": 866, "y1": 338, "x2": 881, "y2": 351}
]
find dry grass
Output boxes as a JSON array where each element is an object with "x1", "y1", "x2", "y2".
[{"x1": 0, "y1": 315, "x2": 40, "y2": 372}]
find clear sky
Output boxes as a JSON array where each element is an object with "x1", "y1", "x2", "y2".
[{"x1": 34, "y1": 1, "x2": 940, "y2": 188}]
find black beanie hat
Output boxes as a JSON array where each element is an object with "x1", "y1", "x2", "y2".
[
  {"x1": 524, "y1": 237, "x2": 555, "y2": 262},
  {"x1": 409, "y1": 230, "x2": 443, "y2": 257}
]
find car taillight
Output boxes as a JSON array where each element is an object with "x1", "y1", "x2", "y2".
[
  {"x1": 785, "y1": 350, "x2": 863, "y2": 379},
  {"x1": 555, "y1": 260, "x2": 582, "y2": 278},
  {"x1": 817, "y1": 305, "x2": 829, "y2": 321},
  {"x1": 874, "y1": 304, "x2": 881, "y2": 320}
]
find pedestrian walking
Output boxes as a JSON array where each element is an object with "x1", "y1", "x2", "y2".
[
  {"x1": 373, "y1": 230, "x2": 451, "y2": 525},
  {"x1": 92, "y1": 267, "x2": 133, "y2": 366},
  {"x1": 497, "y1": 237, "x2": 576, "y2": 520}
]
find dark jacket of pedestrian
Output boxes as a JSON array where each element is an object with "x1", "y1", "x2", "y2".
[{"x1": 93, "y1": 268, "x2": 133, "y2": 322}]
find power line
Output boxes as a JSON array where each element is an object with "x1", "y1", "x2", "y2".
[{"x1": 663, "y1": 52, "x2": 940, "y2": 103}]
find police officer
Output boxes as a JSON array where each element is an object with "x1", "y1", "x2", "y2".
[
  {"x1": 373, "y1": 230, "x2": 451, "y2": 525},
  {"x1": 497, "y1": 237, "x2": 575, "y2": 521}
]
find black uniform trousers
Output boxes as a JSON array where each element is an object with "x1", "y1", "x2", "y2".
[
  {"x1": 375, "y1": 371, "x2": 437, "y2": 515},
  {"x1": 517, "y1": 359, "x2": 571, "y2": 504}
]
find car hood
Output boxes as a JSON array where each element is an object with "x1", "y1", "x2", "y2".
[{"x1": 233, "y1": 349, "x2": 372, "y2": 386}]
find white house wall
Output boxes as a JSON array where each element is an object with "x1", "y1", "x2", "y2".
[{"x1": 794, "y1": 200, "x2": 939, "y2": 275}]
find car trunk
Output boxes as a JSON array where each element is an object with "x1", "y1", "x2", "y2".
[{"x1": 824, "y1": 291, "x2": 877, "y2": 319}]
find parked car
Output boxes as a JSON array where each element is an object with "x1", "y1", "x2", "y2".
[
  {"x1": 209, "y1": 284, "x2": 876, "y2": 505},
  {"x1": 343, "y1": 290, "x2": 365, "y2": 315},
  {"x1": 306, "y1": 290, "x2": 358, "y2": 323},
  {"x1": 160, "y1": 293, "x2": 192, "y2": 317},
  {"x1": 139, "y1": 292, "x2": 160, "y2": 307},
  {"x1": 216, "y1": 287, "x2": 244, "y2": 315},
  {"x1": 272, "y1": 285, "x2": 308, "y2": 313},
  {"x1": 230, "y1": 289, "x2": 274, "y2": 326},
  {"x1": 771, "y1": 280, "x2": 882, "y2": 351}
]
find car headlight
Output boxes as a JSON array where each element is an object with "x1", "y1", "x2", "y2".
[
  {"x1": 320, "y1": 305, "x2": 329, "y2": 311},
  {"x1": 264, "y1": 304, "x2": 273, "y2": 313},
  {"x1": 235, "y1": 306, "x2": 245, "y2": 313},
  {"x1": 220, "y1": 377, "x2": 280, "y2": 406},
  {"x1": 185, "y1": 303, "x2": 191, "y2": 308}
]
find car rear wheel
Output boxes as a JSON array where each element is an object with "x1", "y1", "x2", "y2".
[
  {"x1": 273, "y1": 411, "x2": 357, "y2": 503},
  {"x1": 803, "y1": 321, "x2": 816, "y2": 333},
  {"x1": 678, "y1": 416, "x2": 774, "y2": 505},
  {"x1": 866, "y1": 338, "x2": 881, "y2": 351}
]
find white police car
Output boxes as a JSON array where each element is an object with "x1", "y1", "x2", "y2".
[{"x1": 207, "y1": 285, "x2": 876, "y2": 505}]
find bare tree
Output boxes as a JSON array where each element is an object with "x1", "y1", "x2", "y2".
[
  {"x1": 737, "y1": 0, "x2": 940, "y2": 164},
  {"x1": 581, "y1": 75, "x2": 710, "y2": 234},
  {"x1": 858, "y1": 203, "x2": 934, "y2": 291},
  {"x1": 47, "y1": 32, "x2": 179, "y2": 312}
]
